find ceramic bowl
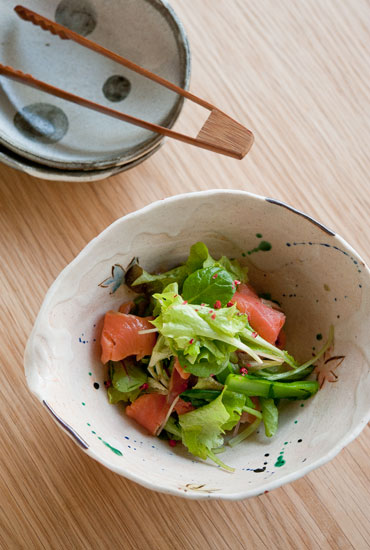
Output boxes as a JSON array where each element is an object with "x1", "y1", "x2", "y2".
[
  {"x1": 24, "y1": 190, "x2": 370, "y2": 500},
  {"x1": 0, "y1": 0, "x2": 190, "y2": 170},
  {"x1": 0, "y1": 140, "x2": 162, "y2": 182}
]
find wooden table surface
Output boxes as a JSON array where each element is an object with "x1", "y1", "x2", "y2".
[{"x1": 1, "y1": 1, "x2": 370, "y2": 548}]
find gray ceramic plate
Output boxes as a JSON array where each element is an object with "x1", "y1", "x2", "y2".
[
  {"x1": 0, "y1": 139, "x2": 163, "y2": 181},
  {"x1": 0, "y1": 0, "x2": 190, "y2": 170}
]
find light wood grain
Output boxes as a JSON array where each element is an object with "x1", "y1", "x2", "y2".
[{"x1": 1, "y1": 1, "x2": 370, "y2": 549}]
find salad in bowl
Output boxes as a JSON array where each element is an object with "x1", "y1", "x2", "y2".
[
  {"x1": 24, "y1": 190, "x2": 370, "y2": 499},
  {"x1": 101, "y1": 242, "x2": 332, "y2": 471}
]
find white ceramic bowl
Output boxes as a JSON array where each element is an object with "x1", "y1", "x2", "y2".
[
  {"x1": 24, "y1": 190, "x2": 370, "y2": 500},
  {"x1": 0, "y1": 0, "x2": 190, "y2": 170}
]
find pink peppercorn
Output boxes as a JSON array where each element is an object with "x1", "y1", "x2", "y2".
[
  {"x1": 189, "y1": 338, "x2": 194, "y2": 344},
  {"x1": 140, "y1": 383, "x2": 149, "y2": 390},
  {"x1": 214, "y1": 300, "x2": 222, "y2": 309},
  {"x1": 183, "y1": 300, "x2": 188, "y2": 305},
  {"x1": 252, "y1": 332, "x2": 258, "y2": 338},
  {"x1": 169, "y1": 440, "x2": 177, "y2": 447},
  {"x1": 211, "y1": 313, "x2": 216, "y2": 320},
  {"x1": 227, "y1": 301, "x2": 234, "y2": 307},
  {"x1": 240, "y1": 367, "x2": 248, "y2": 375},
  {"x1": 212, "y1": 273, "x2": 218, "y2": 279},
  {"x1": 234, "y1": 280, "x2": 241, "y2": 286}
]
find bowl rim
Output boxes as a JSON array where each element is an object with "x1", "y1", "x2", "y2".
[
  {"x1": 0, "y1": 140, "x2": 163, "y2": 182},
  {"x1": 24, "y1": 189, "x2": 370, "y2": 500},
  {"x1": 0, "y1": 0, "x2": 191, "y2": 171}
]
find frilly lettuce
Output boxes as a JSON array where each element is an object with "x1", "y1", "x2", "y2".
[
  {"x1": 110, "y1": 360, "x2": 147, "y2": 393},
  {"x1": 150, "y1": 283, "x2": 265, "y2": 377},
  {"x1": 178, "y1": 389, "x2": 246, "y2": 470},
  {"x1": 130, "y1": 242, "x2": 248, "y2": 296}
]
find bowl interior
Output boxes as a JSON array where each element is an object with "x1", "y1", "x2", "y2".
[
  {"x1": 25, "y1": 191, "x2": 370, "y2": 499},
  {"x1": 0, "y1": 0, "x2": 189, "y2": 169}
]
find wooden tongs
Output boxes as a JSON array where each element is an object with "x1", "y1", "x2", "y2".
[{"x1": 0, "y1": 5, "x2": 254, "y2": 159}]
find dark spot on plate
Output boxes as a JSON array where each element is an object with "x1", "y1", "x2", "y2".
[
  {"x1": 93, "y1": 382, "x2": 99, "y2": 390},
  {"x1": 14, "y1": 103, "x2": 68, "y2": 143},
  {"x1": 103, "y1": 75, "x2": 131, "y2": 102},
  {"x1": 55, "y1": 0, "x2": 97, "y2": 36}
]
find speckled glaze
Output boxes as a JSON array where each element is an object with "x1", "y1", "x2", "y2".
[
  {"x1": 0, "y1": 0, "x2": 190, "y2": 171},
  {"x1": 24, "y1": 190, "x2": 370, "y2": 500}
]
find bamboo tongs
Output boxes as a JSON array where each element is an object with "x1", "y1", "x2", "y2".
[{"x1": 0, "y1": 5, "x2": 254, "y2": 159}]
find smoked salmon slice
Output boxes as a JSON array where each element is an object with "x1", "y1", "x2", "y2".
[
  {"x1": 118, "y1": 301, "x2": 134, "y2": 314},
  {"x1": 231, "y1": 284, "x2": 285, "y2": 345},
  {"x1": 174, "y1": 399, "x2": 195, "y2": 415},
  {"x1": 100, "y1": 310, "x2": 156, "y2": 364},
  {"x1": 174, "y1": 356, "x2": 191, "y2": 380},
  {"x1": 126, "y1": 394, "x2": 170, "y2": 435},
  {"x1": 168, "y1": 363, "x2": 189, "y2": 405}
]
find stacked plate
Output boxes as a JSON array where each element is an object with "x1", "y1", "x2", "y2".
[{"x1": 0, "y1": 0, "x2": 190, "y2": 181}]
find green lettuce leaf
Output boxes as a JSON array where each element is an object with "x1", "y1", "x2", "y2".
[
  {"x1": 260, "y1": 397, "x2": 279, "y2": 437},
  {"x1": 149, "y1": 334, "x2": 172, "y2": 368},
  {"x1": 193, "y1": 377, "x2": 224, "y2": 390},
  {"x1": 175, "y1": 351, "x2": 229, "y2": 377},
  {"x1": 111, "y1": 360, "x2": 147, "y2": 393},
  {"x1": 186, "y1": 242, "x2": 214, "y2": 272},
  {"x1": 182, "y1": 266, "x2": 235, "y2": 307},
  {"x1": 151, "y1": 285, "x2": 273, "y2": 378},
  {"x1": 179, "y1": 393, "x2": 229, "y2": 462},
  {"x1": 164, "y1": 416, "x2": 182, "y2": 440},
  {"x1": 132, "y1": 265, "x2": 188, "y2": 293},
  {"x1": 221, "y1": 390, "x2": 246, "y2": 431},
  {"x1": 218, "y1": 256, "x2": 248, "y2": 283},
  {"x1": 185, "y1": 242, "x2": 247, "y2": 282},
  {"x1": 108, "y1": 386, "x2": 141, "y2": 404},
  {"x1": 180, "y1": 389, "x2": 221, "y2": 404}
]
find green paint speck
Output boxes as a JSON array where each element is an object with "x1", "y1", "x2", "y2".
[
  {"x1": 259, "y1": 241, "x2": 272, "y2": 251},
  {"x1": 284, "y1": 441, "x2": 288, "y2": 445},
  {"x1": 103, "y1": 441, "x2": 123, "y2": 456},
  {"x1": 87, "y1": 422, "x2": 91, "y2": 426},
  {"x1": 274, "y1": 456, "x2": 286, "y2": 467},
  {"x1": 247, "y1": 241, "x2": 272, "y2": 255},
  {"x1": 242, "y1": 252, "x2": 246, "y2": 257},
  {"x1": 300, "y1": 403, "x2": 305, "y2": 407},
  {"x1": 88, "y1": 372, "x2": 92, "y2": 376},
  {"x1": 294, "y1": 420, "x2": 298, "y2": 424},
  {"x1": 82, "y1": 402, "x2": 85, "y2": 406},
  {"x1": 316, "y1": 333, "x2": 323, "y2": 341},
  {"x1": 256, "y1": 233, "x2": 263, "y2": 238},
  {"x1": 92, "y1": 431, "x2": 96, "y2": 434},
  {"x1": 98, "y1": 436, "x2": 102, "y2": 440}
]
